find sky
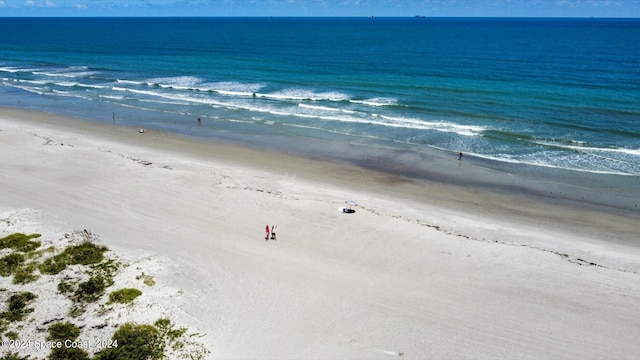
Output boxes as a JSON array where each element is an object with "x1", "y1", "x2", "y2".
[{"x1": 0, "y1": 0, "x2": 639, "y2": 17}]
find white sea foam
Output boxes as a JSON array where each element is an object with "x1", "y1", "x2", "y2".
[
  {"x1": 202, "y1": 95, "x2": 489, "y2": 137},
  {"x1": 377, "y1": 115, "x2": 486, "y2": 136},
  {"x1": 51, "y1": 90, "x2": 92, "y2": 101},
  {"x1": 215, "y1": 89, "x2": 254, "y2": 97},
  {"x1": 227, "y1": 119, "x2": 254, "y2": 124},
  {"x1": 99, "y1": 95, "x2": 125, "y2": 100},
  {"x1": 33, "y1": 70, "x2": 97, "y2": 78},
  {"x1": 200, "y1": 81, "x2": 265, "y2": 96},
  {"x1": 55, "y1": 81, "x2": 106, "y2": 89},
  {"x1": 116, "y1": 79, "x2": 146, "y2": 86},
  {"x1": 11, "y1": 86, "x2": 47, "y2": 95},
  {"x1": 264, "y1": 89, "x2": 350, "y2": 102},
  {"x1": 54, "y1": 82, "x2": 80, "y2": 87},
  {"x1": 110, "y1": 85, "x2": 261, "y2": 109},
  {"x1": 120, "y1": 88, "x2": 157, "y2": 97},
  {"x1": 81, "y1": 83, "x2": 109, "y2": 89},
  {"x1": 350, "y1": 97, "x2": 398, "y2": 106},
  {"x1": 121, "y1": 88, "x2": 231, "y2": 107},
  {"x1": 466, "y1": 150, "x2": 639, "y2": 176},
  {"x1": 15, "y1": 79, "x2": 49, "y2": 85},
  {"x1": 534, "y1": 140, "x2": 640, "y2": 157},
  {"x1": 146, "y1": 76, "x2": 202, "y2": 89},
  {"x1": 0, "y1": 66, "x2": 42, "y2": 73},
  {"x1": 244, "y1": 102, "x2": 487, "y2": 137},
  {"x1": 0, "y1": 67, "x2": 21, "y2": 73}
]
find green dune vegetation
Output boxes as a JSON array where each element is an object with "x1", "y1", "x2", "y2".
[{"x1": 0, "y1": 231, "x2": 209, "y2": 360}]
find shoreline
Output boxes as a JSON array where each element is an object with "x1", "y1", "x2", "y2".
[
  {"x1": 3, "y1": 105, "x2": 639, "y2": 216},
  {"x1": 2, "y1": 106, "x2": 640, "y2": 358},
  {"x1": 2, "y1": 106, "x2": 638, "y2": 227}
]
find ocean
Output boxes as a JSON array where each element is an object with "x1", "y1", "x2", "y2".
[{"x1": 1, "y1": 17, "x2": 639, "y2": 191}]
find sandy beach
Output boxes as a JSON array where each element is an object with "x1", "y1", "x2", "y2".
[{"x1": 1, "y1": 107, "x2": 639, "y2": 359}]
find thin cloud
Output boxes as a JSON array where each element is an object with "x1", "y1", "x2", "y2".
[{"x1": 24, "y1": 0, "x2": 55, "y2": 6}]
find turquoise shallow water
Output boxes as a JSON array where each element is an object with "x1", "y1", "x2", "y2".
[{"x1": 1, "y1": 17, "x2": 639, "y2": 177}]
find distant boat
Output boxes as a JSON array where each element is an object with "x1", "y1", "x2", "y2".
[{"x1": 414, "y1": 15, "x2": 426, "y2": 18}]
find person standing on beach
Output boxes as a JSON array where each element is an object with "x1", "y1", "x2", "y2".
[
  {"x1": 265, "y1": 225, "x2": 270, "y2": 241},
  {"x1": 459, "y1": 152, "x2": 464, "y2": 160},
  {"x1": 270, "y1": 225, "x2": 277, "y2": 240}
]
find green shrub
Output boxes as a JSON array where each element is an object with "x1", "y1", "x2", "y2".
[
  {"x1": 13, "y1": 262, "x2": 39, "y2": 284},
  {"x1": 48, "y1": 347, "x2": 90, "y2": 360},
  {"x1": 47, "y1": 321, "x2": 81, "y2": 342},
  {"x1": 5, "y1": 331, "x2": 19, "y2": 340},
  {"x1": 65, "y1": 242, "x2": 108, "y2": 266},
  {"x1": 39, "y1": 255, "x2": 69, "y2": 275},
  {"x1": 39, "y1": 242, "x2": 108, "y2": 275},
  {"x1": 75, "y1": 275, "x2": 107, "y2": 303},
  {"x1": 94, "y1": 323, "x2": 162, "y2": 360},
  {"x1": 0, "y1": 233, "x2": 41, "y2": 253},
  {"x1": 0, "y1": 254, "x2": 25, "y2": 277},
  {"x1": 57, "y1": 280, "x2": 74, "y2": 294},
  {"x1": 109, "y1": 288, "x2": 142, "y2": 304},
  {"x1": 1, "y1": 292, "x2": 37, "y2": 322}
]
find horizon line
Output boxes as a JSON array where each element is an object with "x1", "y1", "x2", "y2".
[{"x1": 1, "y1": 15, "x2": 639, "y2": 19}]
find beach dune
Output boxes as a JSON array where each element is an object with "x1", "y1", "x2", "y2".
[{"x1": 1, "y1": 108, "x2": 639, "y2": 359}]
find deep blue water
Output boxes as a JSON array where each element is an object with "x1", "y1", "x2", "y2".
[{"x1": 1, "y1": 17, "x2": 639, "y2": 175}]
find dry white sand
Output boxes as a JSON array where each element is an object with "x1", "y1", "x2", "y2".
[{"x1": 1, "y1": 108, "x2": 640, "y2": 359}]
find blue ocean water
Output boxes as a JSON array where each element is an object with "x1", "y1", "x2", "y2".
[{"x1": 1, "y1": 17, "x2": 639, "y2": 176}]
